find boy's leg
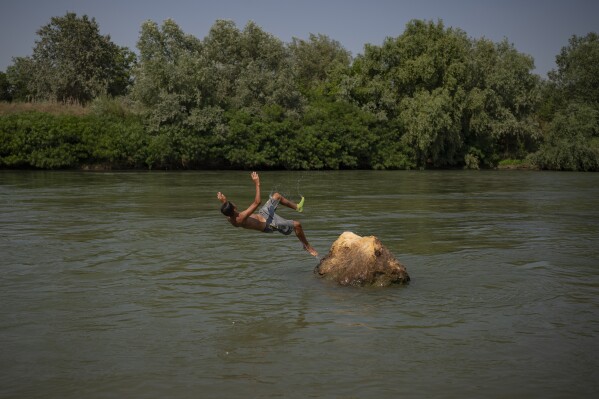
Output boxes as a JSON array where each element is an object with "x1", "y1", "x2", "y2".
[
  {"x1": 293, "y1": 220, "x2": 318, "y2": 257},
  {"x1": 272, "y1": 192, "x2": 299, "y2": 211}
]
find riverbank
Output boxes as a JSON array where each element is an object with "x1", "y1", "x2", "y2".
[{"x1": 1, "y1": 103, "x2": 595, "y2": 172}]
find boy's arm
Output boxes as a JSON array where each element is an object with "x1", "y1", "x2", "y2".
[{"x1": 236, "y1": 172, "x2": 261, "y2": 223}]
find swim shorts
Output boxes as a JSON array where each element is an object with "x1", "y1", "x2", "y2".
[{"x1": 259, "y1": 196, "x2": 295, "y2": 235}]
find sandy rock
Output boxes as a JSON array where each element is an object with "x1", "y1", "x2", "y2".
[{"x1": 315, "y1": 232, "x2": 410, "y2": 287}]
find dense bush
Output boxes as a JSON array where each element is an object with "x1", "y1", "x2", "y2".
[
  {"x1": 533, "y1": 103, "x2": 599, "y2": 171},
  {"x1": 0, "y1": 112, "x2": 146, "y2": 169}
]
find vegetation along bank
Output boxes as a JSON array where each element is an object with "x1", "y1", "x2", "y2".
[{"x1": 1, "y1": 13, "x2": 598, "y2": 171}]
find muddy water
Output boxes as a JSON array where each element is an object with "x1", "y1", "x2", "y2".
[{"x1": 1, "y1": 170, "x2": 598, "y2": 398}]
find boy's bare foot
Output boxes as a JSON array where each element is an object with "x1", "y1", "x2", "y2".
[{"x1": 304, "y1": 245, "x2": 319, "y2": 257}]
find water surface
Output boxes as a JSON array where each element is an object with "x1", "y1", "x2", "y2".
[{"x1": 1, "y1": 170, "x2": 598, "y2": 398}]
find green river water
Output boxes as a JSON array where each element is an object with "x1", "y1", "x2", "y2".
[{"x1": 1, "y1": 170, "x2": 598, "y2": 398}]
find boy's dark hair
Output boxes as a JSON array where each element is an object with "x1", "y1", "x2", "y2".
[{"x1": 221, "y1": 201, "x2": 235, "y2": 217}]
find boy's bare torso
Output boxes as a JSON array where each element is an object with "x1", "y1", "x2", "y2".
[{"x1": 228, "y1": 213, "x2": 266, "y2": 232}]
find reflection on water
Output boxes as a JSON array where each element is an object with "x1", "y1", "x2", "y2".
[{"x1": 1, "y1": 170, "x2": 599, "y2": 398}]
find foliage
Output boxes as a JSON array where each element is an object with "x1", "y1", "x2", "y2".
[
  {"x1": 132, "y1": 19, "x2": 301, "y2": 129},
  {"x1": 1, "y1": 16, "x2": 598, "y2": 171},
  {"x1": 343, "y1": 20, "x2": 540, "y2": 168},
  {"x1": 0, "y1": 112, "x2": 145, "y2": 169},
  {"x1": 549, "y1": 32, "x2": 599, "y2": 106},
  {"x1": 5, "y1": 13, "x2": 134, "y2": 104},
  {"x1": 399, "y1": 88, "x2": 461, "y2": 167},
  {"x1": 5, "y1": 57, "x2": 35, "y2": 102},
  {"x1": 288, "y1": 33, "x2": 352, "y2": 94},
  {"x1": 533, "y1": 103, "x2": 599, "y2": 171},
  {"x1": 465, "y1": 38, "x2": 541, "y2": 161},
  {"x1": 534, "y1": 32, "x2": 599, "y2": 171},
  {"x1": 0, "y1": 72, "x2": 11, "y2": 102},
  {"x1": 295, "y1": 99, "x2": 377, "y2": 169}
]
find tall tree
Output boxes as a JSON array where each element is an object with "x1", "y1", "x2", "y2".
[
  {"x1": 131, "y1": 19, "x2": 219, "y2": 167},
  {"x1": 288, "y1": 33, "x2": 351, "y2": 94},
  {"x1": 132, "y1": 19, "x2": 205, "y2": 125},
  {"x1": 463, "y1": 38, "x2": 540, "y2": 161},
  {"x1": 202, "y1": 20, "x2": 302, "y2": 113},
  {"x1": 0, "y1": 71, "x2": 11, "y2": 101},
  {"x1": 534, "y1": 32, "x2": 599, "y2": 171},
  {"x1": 7, "y1": 12, "x2": 134, "y2": 104},
  {"x1": 343, "y1": 20, "x2": 472, "y2": 167},
  {"x1": 133, "y1": 19, "x2": 302, "y2": 124},
  {"x1": 5, "y1": 57, "x2": 35, "y2": 101},
  {"x1": 342, "y1": 19, "x2": 540, "y2": 167},
  {"x1": 549, "y1": 32, "x2": 599, "y2": 107}
]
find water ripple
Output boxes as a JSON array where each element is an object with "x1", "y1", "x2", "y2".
[{"x1": 2, "y1": 170, "x2": 599, "y2": 398}]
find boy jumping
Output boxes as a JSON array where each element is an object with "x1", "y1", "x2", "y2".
[{"x1": 217, "y1": 172, "x2": 318, "y2": 257}]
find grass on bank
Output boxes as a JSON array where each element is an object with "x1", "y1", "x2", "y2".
[
  {"x1": 0, "y1": 101, "x2": 89, "y2": 116},
  {"x1": 497, "y1": 158, "x2": 536, "y2": 170},
  {"x1": 0, "y1": 97, "x2": 140, "y2": 117}
]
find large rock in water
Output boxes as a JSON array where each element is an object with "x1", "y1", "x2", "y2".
[{"x1": 315, "y1": 232, "x2": 410, "y2": 287}]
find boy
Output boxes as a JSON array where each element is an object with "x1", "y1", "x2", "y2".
[{"x1": 217, "y1": 172, "x2": 318, "y2": 257}]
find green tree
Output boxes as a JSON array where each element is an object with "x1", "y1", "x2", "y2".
[
  {"x1": 345, "y1": 20, "x2": 470, "y2": 120},
  {"x1": 132, "y1": 19, "x2": 229, "y2": 168},
  {"x1": 5, "y1": 57, "x2": 35, "y2": 101},
  {"x1": 202, "y1": 20, "x2": 302, "y2": 113},
  {"x1": 132, "y1": 19, "x2": 205, "y2": 126},
  {"x1": 343, "y1": 20, "x2": 472, "y2": 166},
  {"x1": 534, "y1": 32, "x2": 599, "y2": 170},
  {"x1": 132, "y1": 19, "x2": 305, "y2": 168},
  {"x1": 463, "y1": 38, "x2": 540, "y2": 162},
  {"x1": 293, "y1": 99, "x2": 377, "y2": 169},
  {"x1": 223, "y1": 107, "x2": 288, "y2": 169},
  {"x1": 343, "y1": 19, "x2": 540, "y2": 168},
  {"x1": 0, "y1": 71, "x2": 11, "y2": 101},
  {"x1": 539, "y1": 33, "x2": 599, "y2": 131},
  {"x1": 288, "y1": 33, "x2": 351, "y2": 94},
  {"x1": 549, "y1": 32, "x2": 599, "y2": 106},
  {"x1": 400, "y1": 88, "x2": 462, "y2": 167},
  {"x1": 7, "y1": 12, "x2": 134, "y2": 104},
  {"x1": 534, "y1": 103, "x2": 599, "y2": 171}
]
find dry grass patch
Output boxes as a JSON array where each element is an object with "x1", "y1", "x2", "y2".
[{"x1": 0, "y1": 101, "x2": 90, "y2": 116}]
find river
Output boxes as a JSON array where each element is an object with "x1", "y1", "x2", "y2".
[{"x1": 1, "y1": 170, "x2": 598, "y2": 398}]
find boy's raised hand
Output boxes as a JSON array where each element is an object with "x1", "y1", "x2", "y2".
[{"x1": 251, "y1": 171, "x2": 260, "y2": 185}]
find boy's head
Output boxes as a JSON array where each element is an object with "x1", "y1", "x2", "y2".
[{"x1": 220, "y1": 201, "x2": 236, "y2": 217}]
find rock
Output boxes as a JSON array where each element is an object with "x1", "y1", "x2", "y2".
[{"x1": 314, "y1": 232, "x2": 410, "y2": 287}]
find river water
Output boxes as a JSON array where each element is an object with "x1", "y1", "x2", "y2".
[{"x1": 1, "y1": 170, "x2": 598, "y2": 398}]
